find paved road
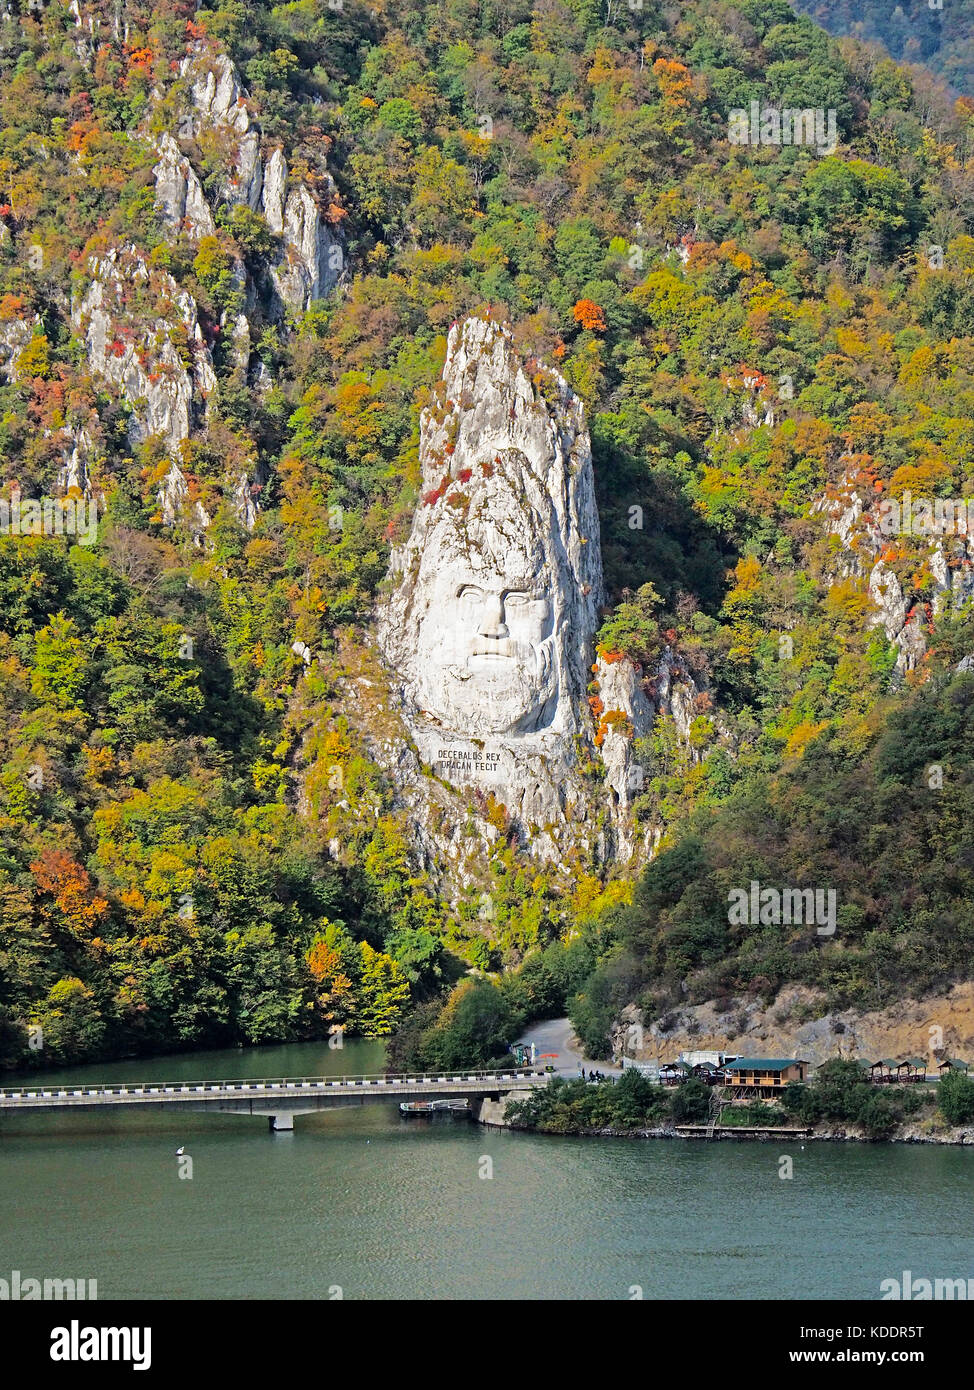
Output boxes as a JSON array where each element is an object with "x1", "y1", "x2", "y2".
[{"x1": 517, "y1": 1017, "x2": 623, "y2": 1078}]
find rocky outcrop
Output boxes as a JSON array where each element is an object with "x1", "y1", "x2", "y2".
[
  {"x1": 56, "y1": 425, "x2": 95, "y2": 495},
  {"x1": 73, "y1": 246, "x2": 216, "y2": 456},
  {"x1": 153, "y1": 134, "x2": 215, "y2": 240},
  {"x1": 66, "y1": 0, "x2": 98, "y2": 64},
  {"x1": 72, "y1": 246, "x2": 216, "y2": 527},
  {"x1": 612, "y1": 980, "x2": 974, "y2": 1072},
  {"x1": 177, "y1": 48, "x2": 343, "y2": 315},
  {"x1": 0, "y1": 314, "x2": 37, "y2": 383},
  {"x1": 261, "y1": 149, "x2": 341, "y2": 312},
  {"x1": 590, "y1": 646, "x2": 705, "y2": 847},
  {"x1": 380, "y1": 315, "x2": 602, "y2": 740},
  {"x1": 716, "y1": 364, "x2": 778, "y2": 439},
  {"x1": 376, "y1": 316, "x2": 606, "y2": 862},
  {"x1": 816, "y1": 468, "x2": 974, "y2": 681},
  {"x1": 61, "y1": 36, "x2": 343, "y2": 539},
  {"x1": 373, "y1": 314, "x2": 704, "y2": 874}
]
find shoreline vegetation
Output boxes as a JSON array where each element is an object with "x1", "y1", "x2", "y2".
[{"x1": 501, "y1": 1060, "x2": 974, "y2": 1144}]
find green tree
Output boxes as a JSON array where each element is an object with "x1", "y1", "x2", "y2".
[
  {"x1": 356, "y1": 941, "x2": 410, "y2": 1036},
  {"x1": 670, "y1": 1078, "x2": 711, "y2": 1121},
  {"x1": 31, "y1": 612, "x2": 87, "y2": 712},
  {"x1": 938, "y1": 1070, "x2": 974, "y2": 1126}
]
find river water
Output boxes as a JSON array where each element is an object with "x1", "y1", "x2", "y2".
[{"x1": 1, "y1": 1040, "x2": 972, "y2": 1300}]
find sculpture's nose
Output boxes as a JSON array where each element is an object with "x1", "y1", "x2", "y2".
[{"x1": 479, "y1": 592, "x2": 509, "y2": 639}]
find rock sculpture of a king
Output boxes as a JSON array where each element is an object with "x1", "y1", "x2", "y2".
[{"x1": 377, "y1": 315, "x2": 608, "y2": 844}]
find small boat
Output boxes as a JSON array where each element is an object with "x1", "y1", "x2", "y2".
[{"x1": 399, "y1": 1099, "x2": 469, "y2": 1115}]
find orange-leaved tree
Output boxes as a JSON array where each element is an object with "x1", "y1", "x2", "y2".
[
  {"x1": 30, "y1": 848, "x2": 108, "y2": 938},
  {"x1": 572, "y1": 299, "x2": 607, "y2": 333}
]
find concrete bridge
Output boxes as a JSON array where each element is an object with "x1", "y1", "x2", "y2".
[{"x1": 0, "y1": 1069, "x2": 548, "y2": 1132}]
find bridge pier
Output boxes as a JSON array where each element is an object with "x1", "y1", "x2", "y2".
[
  {"x1": 269, "y1": 1113, "x2": 294, "y2": 1132},
  {"x1": 473, "y1": 1095, "x2": 514, "y2": 1127}
]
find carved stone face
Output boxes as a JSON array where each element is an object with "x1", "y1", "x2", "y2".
[
  {"x1": 410, "y1": 480, "x2": 560, "y2": 733},
  {"x1": 413, "y1": 566, "x2": 558, "y2": 734}
]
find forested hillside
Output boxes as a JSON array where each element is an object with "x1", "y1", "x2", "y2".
[
  {"x1": 1, "y1": 0, "x2": 973, "y2": 1068},
  {"x1": 793, "y1": 0, "x2": 974, "y2": 96}
]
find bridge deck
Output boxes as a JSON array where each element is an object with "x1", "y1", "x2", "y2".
[{"x1": 0, "y1": 1070, "x2": 548, "y2": 1111}]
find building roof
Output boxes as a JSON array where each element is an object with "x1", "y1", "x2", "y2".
[
  {"x1": 724, "y1": 1057, "x2": 803, "y2": 1071},
  {"x1": 939, "y1": 1058, "x2": 970, "y2": 1071},
  {"x1": 900, "y1": 1057, "x2": 927, "y2": 1068}
]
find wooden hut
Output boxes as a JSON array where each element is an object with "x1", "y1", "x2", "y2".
[
  {"x1": 938, "y1": 1058, "x2": 970, "y2": 1075},
  {"x1": 691, "y1": 1062, "x2": 725, "y2": 1086},
  {"x1": 723, "y1": 1058, "x2": 807, "y2": 1098},
  {"x1": 659, "y1": 1061, "x2": 692, "y2": 1087}
]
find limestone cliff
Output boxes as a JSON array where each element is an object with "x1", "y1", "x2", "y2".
[
  {"x1": 0, "y1": 313, "x2": 36, "y2": 384},
  {"x1": 59, "y1": 31, "x2": 344, "y2": 534},
  {"x1": 71, "y1": 246, "x2": 216, "y2": 527},
  {"x1": 368, "y1": 315, "x2": 702, "y2": 880},
  {"x1": 816, "y1": 467, "x2": 974, "y2": 681},
  {"x1": 177, "y1": 48, "x2": 344, "y2": 316}
]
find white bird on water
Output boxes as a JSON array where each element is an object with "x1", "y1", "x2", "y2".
[{"x1": 175, "y1": 1146, "x2": 185, "y2": 1156}]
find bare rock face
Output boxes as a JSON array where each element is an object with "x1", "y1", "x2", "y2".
[
  {"x1": 261, "y1": 151, "x2": 339, "y2": 312},
  {"x1": 378, "y1": 318, "x2": 601, "y2": 839},
  {"x1": 72, "y1": 247, "x2": 216, "y2": 527},
  {"x1": 73, "y1": 246, "x2": 215, "y2": 455},
  {"x1": 60, "y1": 36, "x2": 343, "y2": 540},
  {"x1": 381, "y1": 316, "x2": 602, "y2": 737},
  {"x1": 376, "y1": 316, "x2": 698, "y2": 868},
  {"x1": 153, "y1": 134, "x2": 215, "y2": 240},
  {"x1": 615, "y1": 980, "x2": 974, "y2": 1075},
  {"x1": 178, "y1": 48, "x2": 343, "y2": 315},
  {"x1": 56, "y1": 425, "x2": 95, "y2": 495},
  {"x1": 184, "y1": 49, "x2": 251, "y2": 136},
  {"x1": 0, "y1": 314, "x2": 37, "y2": 383},
  {"x1": 591, "y1": 646, "x2": 700, "y2": 832},
  {"x1": 817, "y1": 468, "x2": 974, "y2": 682}
]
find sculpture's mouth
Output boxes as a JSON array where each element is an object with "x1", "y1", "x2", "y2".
[{"x1": 468, "y1": 639, "x2": 516, "y2": 661}]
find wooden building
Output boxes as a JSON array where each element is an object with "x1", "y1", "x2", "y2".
[
  {"x1": 723, "y1": 1057, "x2": 807, "y2": 1097},
  {"x1": 938, "y1": 1058, "x2": 970, "y2": 1075},
  {"x1": 691, "y1": 1062, "x2": 726, "y2": 1085},
  {"x1": 659, "y1": 1061, "x2": 693, "y2": 1087}
]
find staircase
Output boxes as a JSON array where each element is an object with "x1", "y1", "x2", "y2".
[{"x1": 705, "y1": 1088, "x2": 723, "y2": 1139}]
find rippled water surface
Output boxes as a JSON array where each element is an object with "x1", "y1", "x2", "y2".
[{"x1": 2, "y1": 1041, "x2": 972, "y2": 1299}]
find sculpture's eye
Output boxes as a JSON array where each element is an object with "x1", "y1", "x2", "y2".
[
  {"x1": 504, "y1": 590, "x2": 531, "y2": 608},
  {"x1": 458, "y1": 585, "x2": 483, "y2": 604}
]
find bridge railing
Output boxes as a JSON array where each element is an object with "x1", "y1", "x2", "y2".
[{"x1": 0, "y1": 1069, "x2": 549, "y2": 1100}]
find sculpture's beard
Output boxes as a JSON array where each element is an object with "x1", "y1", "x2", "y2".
[{"x1": 413, "y1": 636, "x2": 559, "y2": 734}]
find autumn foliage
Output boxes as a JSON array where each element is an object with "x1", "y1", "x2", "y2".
[
  {"x1": 30, "y1": 849, "x2": 108, "y2": 936},
  {"x1": 572, "y1": 299, "x2": 607, "y2": 333}
]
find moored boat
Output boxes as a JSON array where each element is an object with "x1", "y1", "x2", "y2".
[{"x1": 399, "y1": 1099, "x2": 469, "y2": 1115}]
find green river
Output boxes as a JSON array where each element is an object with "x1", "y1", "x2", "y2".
[{"x1": 1, "y1": 1040, "x2": 972, "y2": 1300}]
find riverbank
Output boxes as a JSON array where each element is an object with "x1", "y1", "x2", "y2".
[
  {"x1": 493, "y1": 1057, "x2": 974, "y2": 1142},
  {"x1": 487, "y1": 1116, "x2": 974, "y2": 1144}
]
